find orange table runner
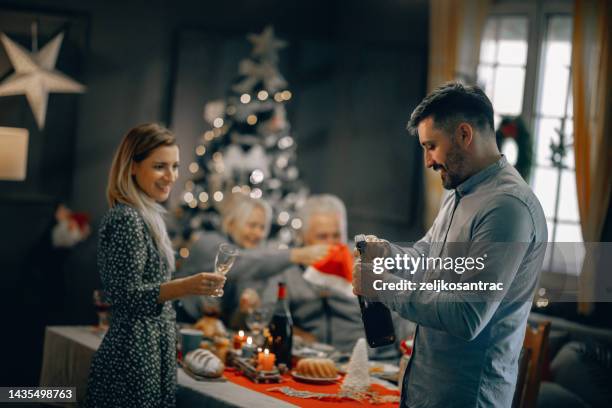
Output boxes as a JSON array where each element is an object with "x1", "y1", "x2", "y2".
[{"x1": 223, "y1": 368, "x2": 400, "y2": 407}]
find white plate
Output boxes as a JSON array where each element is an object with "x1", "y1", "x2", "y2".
[
  {"x1": 338, "y1": 362, "x2": 399, "y2": 376},
  {"x1": 290, "y1": 371, "x2": 341, "y2": 384}
]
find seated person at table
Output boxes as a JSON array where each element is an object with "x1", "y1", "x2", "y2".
[
  {"x1": 263, "y1": 194, "x2": 409, "y2": 355},
  {"x1": 175, "y1": 194, "x2": 329, "y2": 327}
]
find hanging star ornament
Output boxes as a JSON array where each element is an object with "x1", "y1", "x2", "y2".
[
  {"x1": 247, "y1": 25, "x2": 287, "y2": 63},
  {"x1": 0, "y1": 32, "x2": 86, "y2": 129}
]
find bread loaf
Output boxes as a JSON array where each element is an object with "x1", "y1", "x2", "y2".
[
  {"x1": 185, "y1": 349, "x2": 224, "y2": 378},
  {"x1": 296, "y1": 358, "x2": 338, "y2": 378}
]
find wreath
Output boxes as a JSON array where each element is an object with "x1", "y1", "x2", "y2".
[{"x1": 495, "y1": 116, "x2": 533, "y2": 181}]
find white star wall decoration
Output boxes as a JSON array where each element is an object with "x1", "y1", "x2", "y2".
[{"x1": 0, "y1": 32, "x2": 86, "y2": 129}]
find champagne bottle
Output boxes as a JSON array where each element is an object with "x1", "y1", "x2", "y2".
[
  {"x1": 268, "y1": 282, "x2": 293, "y2": 368},
  {"x1": 355, "y1": 234, "x2": 396, "y2": 348}
]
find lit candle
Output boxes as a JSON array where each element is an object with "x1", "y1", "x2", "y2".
[
  {"x1": 259, "y1": 348, "x2": 275, "y2": 371},
  {"x1": 242, "y1": 336, "x2": 256, "y2": 359},
  {"x1": 233, "y1": 330, "x2": 246, "y2": 349}
]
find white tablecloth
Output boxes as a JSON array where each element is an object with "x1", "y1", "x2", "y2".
[{"x1": 39, "y1": 326, "x2": 297, "y2": 407}]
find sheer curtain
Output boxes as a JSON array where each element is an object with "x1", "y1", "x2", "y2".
[
  {"x1": 424, "y1": 0, "x2": 490, "y2": 227},
  {"x1": 572, "y1": 0, "x2": 612, "y2": 313}
]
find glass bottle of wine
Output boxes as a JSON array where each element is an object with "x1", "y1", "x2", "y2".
[
  {"x1": 355, "y1": 234, "x2": 396, "y2": 348},
  {"x1": 268, "y1": 282, "x2": 293, "y2": 368}
]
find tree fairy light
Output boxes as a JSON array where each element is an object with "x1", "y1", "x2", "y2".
[
  {"x1": 291, "y1": 218, "x2": 302, "y2": 229},
  {"x1": 250, "y1": 169, "x2": 264, "y2": 184},
  {"x1": 188, "y1": 162, "x2": 199, "y2": 173},
  {"x1": 257, "y1": 90, "x2": 269, "y2": 101}
]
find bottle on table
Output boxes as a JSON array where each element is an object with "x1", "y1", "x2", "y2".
[{"x1": 268, "y1": 282, "x2": 293, "y2": 368}]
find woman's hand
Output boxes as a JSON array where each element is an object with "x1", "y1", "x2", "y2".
[
  {"x1": 181, "y1": 273, "x2": 226, "y2": 297},
  {"x1": 290, "y1": 244, "x2": 331, "y2": 266},
  {"x1": 159, "y1": 273, "x2": 225, "y2": 302}
]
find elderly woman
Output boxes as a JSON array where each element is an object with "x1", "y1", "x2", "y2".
[{"x1": 175, "y1": 194, "x2": 329, "y2": 326}]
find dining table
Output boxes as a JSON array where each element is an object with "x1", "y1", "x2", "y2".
[{"x1": 39, "y1": 326, "x2": 399, "y2": 407}]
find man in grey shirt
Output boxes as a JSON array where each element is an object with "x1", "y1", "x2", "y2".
[{"x1": 353, "y1": 83, "x2": 547, "y2": 407}]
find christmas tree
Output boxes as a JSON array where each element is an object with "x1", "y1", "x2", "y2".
[{"x1": 173, "y1": 26, "x2": 309, "y2": 253}]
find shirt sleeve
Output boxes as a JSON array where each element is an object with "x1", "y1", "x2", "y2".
[
  {"x1": 387, "y1": 227, "x2": 433, "y2": 270},
  {"x1": 176, "y1": 234, "x2": 291, "y2": 281},
  {"x1": 230, "y1": 248, "x2": 292, "y2": 281},
  {"x1": 380, "y1": 194, "x2": 535, "y2": 341},
  {"x1": 99, "y1": 209, "x2": 163, "y2": 318}
]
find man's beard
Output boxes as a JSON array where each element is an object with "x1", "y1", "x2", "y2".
[{"x1": 435, "y1": 142, "x2": 467, "y2": 190}]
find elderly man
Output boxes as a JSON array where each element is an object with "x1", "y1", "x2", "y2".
[
  {"x1": 353, "y1": 83, "x2": 547, "y2": 407},
  {"x1": 264, "y1": 194, "x2": 407, "y2": 355}
]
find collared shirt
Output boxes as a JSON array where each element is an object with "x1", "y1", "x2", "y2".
[{"x1": 382, "y1": 156, "x2": 547, "y2": 407}]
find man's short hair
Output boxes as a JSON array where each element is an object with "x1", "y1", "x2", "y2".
[{"x1": 407, "y1": 82, "x2": 495, "y2": 137}]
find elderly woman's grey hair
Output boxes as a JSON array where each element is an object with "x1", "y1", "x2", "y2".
[
  {"x1": 298, "y1": 194, "x2": 348, "y2": 243},
  {"x1": 221, "y1": 194, "x2": 273, "y2": 241}
]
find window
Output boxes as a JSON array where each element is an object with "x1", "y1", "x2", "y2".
[
  {"x1": 478, "y1": 16, "x2": 529, "y2": 129},
  {"x1": 477, "y1": 3, "x2": 581, "y2": 251},
  {"x1": 532, "y1": 16, "x2": 581, "y2": 244}
]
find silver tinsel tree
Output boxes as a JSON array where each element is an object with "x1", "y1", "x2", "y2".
[{"x1": 173, "y1": 26, "x2": 309, "y2": 252}]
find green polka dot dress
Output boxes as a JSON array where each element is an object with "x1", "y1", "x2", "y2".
[{"x1": 85, "y1": 203, "x2": 177, "y2": 408}]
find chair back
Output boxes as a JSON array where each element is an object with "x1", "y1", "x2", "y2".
[
  {"x1": 512, "y1": 347, "x2": 532, "y2": 408},
  {"x1": 513, "y1": 321, "x2": 551, "y2": 408}
]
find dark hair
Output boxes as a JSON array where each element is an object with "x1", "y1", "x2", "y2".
[{"x1": 407, "y1": 82, "x2": 495, "y2": 137}]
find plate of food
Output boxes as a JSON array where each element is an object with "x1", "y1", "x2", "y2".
[{"x1": 291, "y1": 358, "x2": 341, "y2": 384}]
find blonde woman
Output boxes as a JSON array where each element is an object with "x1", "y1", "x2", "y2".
[{"x1": 85, "y1": 124, "x2": 225, "y2": 408}]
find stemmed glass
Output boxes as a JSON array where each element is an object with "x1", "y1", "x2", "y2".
[
  {"x1": 212, "y1": 243, "x2": 238, "y2": 297},
  {"x1": 92, "y1": 290, "x2": 111, "y2": 332},
  {"x1": 245, "y1": 305, "x2": 272, "y2": 347}
]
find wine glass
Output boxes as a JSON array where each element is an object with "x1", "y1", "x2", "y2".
[
  {"x1": 212, "y1": 243, "x2": 238, "y2": 297},
  {"x1": 245, "y1": 305, "x2": 271, "y2": 347},
  {"x1": 92, "y1": 290, "x2": 111, "y2": 332}
]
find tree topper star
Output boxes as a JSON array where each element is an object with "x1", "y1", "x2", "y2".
[
  {"x1": 0, "y1": 32, "x2": 86, "y2": 129},
  {"x1": 247, "y1": 26, "x2": 287, "y2": 63}
]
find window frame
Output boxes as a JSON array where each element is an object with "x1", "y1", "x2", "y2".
[{"x1": 487, "y1": 0, "x2": 573, "y2": 135}]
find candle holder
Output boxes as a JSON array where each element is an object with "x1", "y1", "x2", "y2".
[{"x1": 233, "y1": 357, "x2": 281, "y2": 383}]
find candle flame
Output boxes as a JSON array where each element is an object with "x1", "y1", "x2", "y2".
[
  {"x1": 246, "y1": 336, "x2": 252, "y2": 345},
  {"x1": 264, "y1": 348, "x2": 269, "y2": 355},
  {"x1": 238, "y1": 330, "x2": 244, "y2": 337}
]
